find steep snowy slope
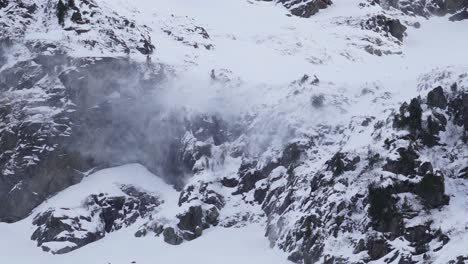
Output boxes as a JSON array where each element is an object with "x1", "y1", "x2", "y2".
[{"x1": 0, "y1": 0, "x2": 468, "y2": 263}]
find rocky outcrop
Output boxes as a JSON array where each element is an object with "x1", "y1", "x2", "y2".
[
  {"x1": 362, "y1": 14, "x2": 407, "y2": 41},
  {"x1": 0, "y1": 53, "x2": 167, "y2": 222},
  {"x1": 378, "y1": 0, "x2": 468, "y2": 17},
  {"x1": 31, "y1": 185, "x2": 161, "y2": 254},
  {"x1": 265, "y1": 0, "x2": 332, "y2": 18}
]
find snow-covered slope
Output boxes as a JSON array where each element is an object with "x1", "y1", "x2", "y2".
[{"x1": 0, "y1": 0, "x2": 467, "y2": 263}]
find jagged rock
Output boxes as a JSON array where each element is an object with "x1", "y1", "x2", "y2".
[
  {"x1": 362, "y1": 15, "x2": 407, "y2": 41},
  {"x1": 415, "y1": 171, "x2": 449, "y2": 208},
  {"x1": 459, "y1": 167, "x2": 468, "y2": 178},
  {"x1": 281, "y1": 142, "x2": 307, "y2": 167},
  {"x1": 393, "y1": 98, "x2": 423, "y2": 133},
  {"x1": 178, "y1": 183, "x2": 225, "y2": 210},
  {"x1": 366, "y1": 234, "x2": 393, "y2": 260},
  {"x1": 0, "y1": 0, "x2": 8, "y2": 9},
  {"x1": 221, "y1": 177, "x2": 239, "y2": 188},
  {"x1": 163, "y1": 227, "x2": 183, "y2": 245},
  {"x1": 383, "y1": 147, "x2": 420, "y2": 176},
  {"x1": 31, "y1": 186, "x2": 161, "y2": 254},
  {"x1": 268, "y1": 0, "x2": 332, "y2": 18},
  {"x1": 464, "y1": 93, "x2": 468, "y2": 132},
  {"x1": 368, "y1": 185, "x2": 403, "y2": 236},
  {"x1": 326, "y1": 152, "x2": 360, "y2": 176},
  {"x1": 379, "y1": 0, "x2": 468, "y2": 17},
  {"x1": 427, "y1": 86, "x2": 448, "y2": 109},
  {"x1": 176, "y1": 205, "x2": 219, "y2": 241},
  {"x1": 449, "y1": 10, "x2": 468, "y2": 21},
  {"x1": 0, "y1": 54, "x2": 178, "y2": 222},
  {"x1": 234, "y1": 158, "x2": 279, "y2": 194},
  {"x1": 404, "y1": 225, "x2": 434, "y2": 254}
]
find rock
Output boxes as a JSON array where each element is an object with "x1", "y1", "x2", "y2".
[
  {"x1": 449, "y1": 10, "x2": 468, "y2": 21},
  {"x1": 221, "y1": 177, "x2": 239, "y2": 188},
  {"x1": 464, "y1": 93, "x2": 468, "y2": 132},
  {"x1": 353, "y1": 239, "x2": 366, "y2": 254},
  {"x1": 234, "y1": 159, "x2": 279, "y2": 194},
  {"x1": 281, "y1": 142, "x2": 305, "y2": 167},
  {"x1": 311, "y1": 94, "x2": 325, "y2": 108},
  {"x1": 459, "y1": 167, "x2": 468, "y2": 178},
  {"x1": 0, "y1": 0, "x2": 8, "y2": 9},
  {"x1": 0, "y1": 55, "x2": 168, "y2": 222},
  {"x1": 418, "y1": 162, "x2": 434, "y2": 175},
  {"x1": 366, "y1": 235, "x2": 393, "y2": 260},
  {"x1": 163, "y1": 227, "x2": 183, "y2": 245},
  {"x1": 415, "y1": 171, "x2": 449, "y2": 208},
  {"x1": 394, "y1": 98, "x2": 423, "y2": 133},
  {"x1": 271, "y1": 0, "x2": 332, "y2": 18},
  {"x1": 404, "y1": 225, "x2": 434, "y2": 254},
  {"x1": 326, "y1": 152, "x2": 360, "y2": 177},
  {"x1": 30, "y1": 186, "x2": 161, "y2": 253},
  {"x1": 176, "y1": 205, "x2": 218, "y2": 241},
  {"x1": 367, "y1": 185, "x2": 403, "y2": 236},
  {"x1": 383, "y1": 147, "x2": 420, "y2": 176},
  {"x1": 178, "y1": 183, "x2": 225, "y2": 210},
  {"x1": 362, "y1": 15, "x2": 407, "y2": 41},
  {"x1": 427, "y1": 86, "x2": 448, "y2": 109}
]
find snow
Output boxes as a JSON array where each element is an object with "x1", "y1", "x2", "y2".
[
  {"x1": 1, "y1": 0, "x2": 468, "y2": 263},
  {"x1": 0, "y1": 164, "x2": 289, "y2": 264}
]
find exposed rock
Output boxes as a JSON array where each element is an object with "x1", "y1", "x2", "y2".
[
  {"x1": 366, "y1": 234, "x2": 393, "y2": 260},
  {"x1": 326, "y1": 152, "x2": 360, "y2": 176},
  {"x1": 31, "y1": 185, "x2": 161, "y2": 254},
  {"x1": 383, "y1": 147, "x2": 420, "y2": 176},
  {"x1": 265, "y1": 0, "x2": 332, "y2": 18},
  {"x1": 176, "y1": 205, "x2": 219, "y2": 241},
  {"x1": 163, "y1": 227, "x2": 183, "y2": 245},
  {"x1": 449, "y1": 10, "x2": 468, "y2": 21},
  {"x1": 404, "y1": 225, "x2": 434, "y2": 254},
  {"x1": 234, "y1": 158, "x2": 279, "y2": 194},
  {"x1": 221, "y1": 177, "x2": 239, "y2": 188},
  {"x1": 362, "y1": 14, "x2": 407, "y2": 41},
  {"x1": 368, "y1": 185, "x2": 403, "y2": 236},
  {"x1": 415, "y1": 171, "x2": 449, "y2": 208},
  {"x1": 427, "y1": 86, "x2": 448, "y2": 109}
]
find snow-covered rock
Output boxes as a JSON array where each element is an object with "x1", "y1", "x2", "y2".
[{"x1": 0, "y1": 0, "x2": 468, "y2": 263}]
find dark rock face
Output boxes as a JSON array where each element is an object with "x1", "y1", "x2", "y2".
[
  {"x1": 427, "y1": 86, "x2": 448, "y2": 109},
  {"x1": 0, "y1": 54, "x2": 168, "y2": 222},
  {"x1": 379, "y1": 0, "x2": 468, "y2": 17},
  {"x1": 178, "y1": 183, "x2": 225, "y2": 210},
  {"x1": 31, "y1": 185, "x2": 161, "y2": 254},
  {"x1": 416, "y1": 171, "x2": 449, "y2": 208},
  {"x1": 31, "y1": 208, "x2": 105, "y2": 254},
  {"x1": 383, "y1": 147, "x2": 420, "y2": 176},
  {"x1": 326, "y1": 152, "x2": 360, "y2": 176},
  {"x1": 449, "y1": 10, "x2": 468, "y2": 21},
  {"x1": 362, "y1": 15, "x2": 407, "y2": 41},
  {"x1": 176, "y1": 205, "x2": 219, "y2": 241},
  {"x1": 163, "y1": 227, "x2": 183, "y2": 245},
  {"x1": 366, "y1": 235, "x2": 393, "y2": 260},
  {"x1": 368, "y1": 186, "x2": 403, "y2": 236},
  {"x1": 0, "y1": 44, "x2": 235, "y2": 221},
  {"x1": 404, "y1": 225, "x2": 434, "y2": 254},
  {"x1": 0, "y1": 0, "x2": 8, "y2": 9},
  {"x1": 464, "y1": 93, "x2": 468, "y2": 132},
  {"x1": 264, "y1": 0, "x2": 332, "y2": 18},
  {"x1": 234, "y1": 158, "x2": 279, "y2": 194}
]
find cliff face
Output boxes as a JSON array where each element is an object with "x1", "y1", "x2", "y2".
[{"x1": 0, "y1": 0, "x2": 468, "y2": 264}]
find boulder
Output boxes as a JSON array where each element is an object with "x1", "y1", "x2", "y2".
[{"x1": 427, "y1": 86, "x2": 448, "y2": 109}]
